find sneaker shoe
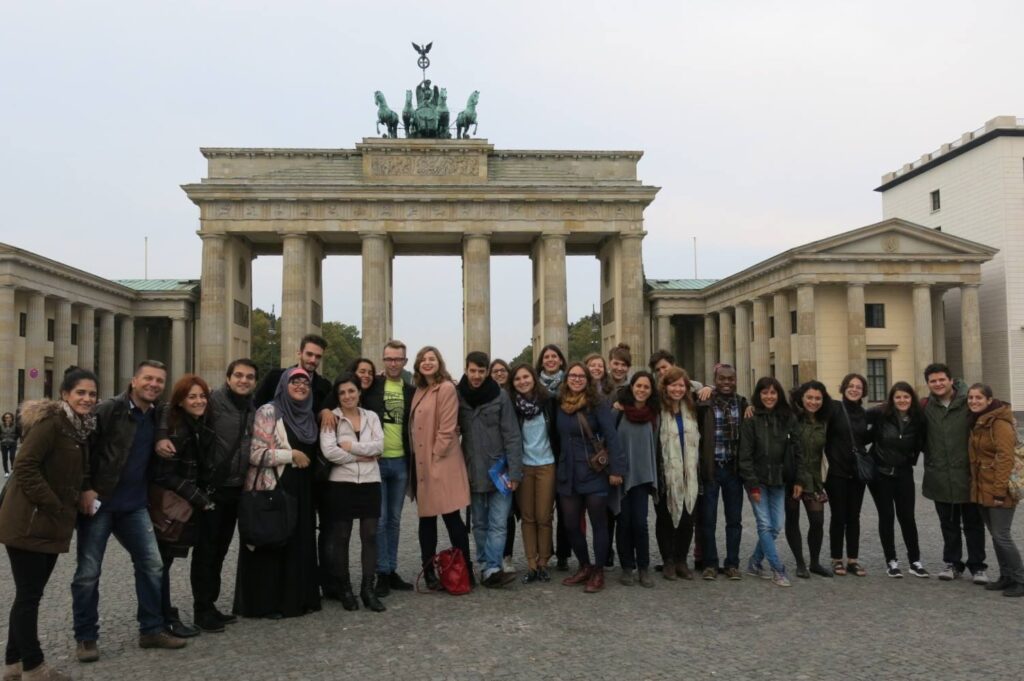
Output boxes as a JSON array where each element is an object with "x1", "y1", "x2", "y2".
[
  {"x1": 702, "y1": 567, "x2": 718, "y2": 580},
  {"x1": 886, "y1": 560, "x2": 903, "y2": 578},
  {"x1": 908, "y1": 562, "x2": 930, "y2": 578},
  {"x1": 937, "y1": 563, "x2": 962, "y2": 581},
  {"x1": 138, "y1": 631, "x2": 187, "y2": 650},
  {"x1": 502, "y1": 557, "x2": 515, "y2": 573},
  {"x1": 972, "y1": 569, "x2": 990, "y2": 585},
  {"x1": 746, "y1": 560, "x2": 764, "y2": 579},
  {"x1": 771, "y1": 569, "x2": 792, "y2": 587},
  {"x1": 725, "y1": 567, "x2": 742, "y2": 581},
  {"x1": 75, "y1": 640, "x2": 99, "y2": 663}
]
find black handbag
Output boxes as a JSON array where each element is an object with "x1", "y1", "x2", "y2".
[
  {"x1": 841, "y1": 404, "x2": 876, "y2": 483},
  {"x1": 238, "y1": 462, "x2": 297, "y2": 549}
]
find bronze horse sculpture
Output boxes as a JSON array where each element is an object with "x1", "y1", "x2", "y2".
[
  {"x1": 374, "y1": 91, "x2": 399, "y2": 138},
  {"x1": 456, "y1": 90, "x2": 480, "y2": 139}
]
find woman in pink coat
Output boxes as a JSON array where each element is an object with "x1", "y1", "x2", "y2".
[{"x1": 409, "y1": 346, "x2": 473, "y2": 590}]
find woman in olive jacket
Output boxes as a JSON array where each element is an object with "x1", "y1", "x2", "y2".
[
  {"x1": 966, "y1": 384, "x2": 1024, "y2": 597},
  {"x1": 0, "y1": 367, "x2": 97, "y2": 681},
  {"x1": 787, "y1": 381, "x2": 832, "y2": 579},
  {"x1": 866, "y1": 381, "x2": 929, "y2": 578}
]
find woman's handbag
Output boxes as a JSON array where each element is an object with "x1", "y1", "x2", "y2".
[
  {"x1": 147, "y1": 485, "x2": 194, "y2": 545},
  {"x1": 238, "y1": 458, "x2": 297, "y2": 549},
  {"x1": 577, "y1": 413, "x2": 609, "y2": 473},
  {"x1": 417, "y1": 547, "x2": 472, "y2": 595},
  {"x1": 841, "y1": 404, "x2": 875, "y2": 483}
]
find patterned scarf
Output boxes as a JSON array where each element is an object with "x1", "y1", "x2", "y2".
[
  {"x1": 513, "y1": 392, "x2": 543, "y2": 420},
  {"x1": 538, "y1": 370, "x2": 564, "y2": 394},
  {"x1": 660, "y1": 409, "x2": 699, "y2": 518},
  {"x1": 560, "y1": 391, "x2": 587, "y2": 415},
  {"x1": 61, "y1": 401, "x2": 96, "y2": 442}
]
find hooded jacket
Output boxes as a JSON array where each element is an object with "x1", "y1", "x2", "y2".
[
  {"x1": 968, "y1": 401, "x2": 1018, "y2": 508},
  {"x1": 922, "y1": 380, "x2": 972, "y2": 503}
]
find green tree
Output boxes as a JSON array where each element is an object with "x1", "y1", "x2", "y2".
[
  {"x1": 507, "y1": 311, "x2": 602, "y2": 367},
  {"x1": 249, "y1": 308, "x2": 361, "y2": 382}
]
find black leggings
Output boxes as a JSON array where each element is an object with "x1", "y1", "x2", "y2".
[
  {"x1": 825, "y1": 476, "x2": 866, "y2": 560},
  {"x1": 560, "y1": 493, "x2": 609, "y2": 567},
  {"x1": 869, "y1": 467, "x2": 920, "y2": 563},
  {"x1": 419, "y1": 511, "x2": 471, "y2": 571},
  {"x1": 327, "y1": 518, "x2": 379, "y2": 581},
  {"x1": 784, "y1": 488, "x2": 824, "y2": 567},
  {"x1": 5, "y1": 547, "x2": 58, "y2": 672}
]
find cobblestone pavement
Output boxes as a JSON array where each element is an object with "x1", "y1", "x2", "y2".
[{"x1": 2, "y1": 472, "x2": 1021, "y2": 681}]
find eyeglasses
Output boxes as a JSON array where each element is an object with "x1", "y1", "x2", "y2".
[
  {"x1": 567, "y1": 373, "x2": 588, "y2": 380},
  {"x1": 382, "y1": 358, "x2": 407, "y2": 363},
  {"x1": 288, "y1": 379, "x2": 311, "y2": 388}
]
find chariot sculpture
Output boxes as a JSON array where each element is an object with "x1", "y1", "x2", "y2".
[{"x1": 372, "y1": 42, "x2": 480, "y2": 139}]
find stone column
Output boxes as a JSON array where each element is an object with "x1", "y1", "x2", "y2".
[
  {"x1": 796, "y1": 284, "x2": 816, "y2": 383},
  {"x1": 751, "y1": 297, "x2": 770, "y2": 382},
  {"x1": 462, "y1": 233, "x2": 491, "y2": 356},
  {"x1": 539, "y1": 233, "x2": 568, "y2": 352},
  {"x1": 281, "y1": 233, "x2": 310, "y2": 367},
  {"x1": 692, "y1": 319, "x2": 706, "y2": 384},
  {"x1": 198, "y1": 234, "x2": 228, "y2": 383},
  {"x1": 53, "y1": 299, "x2": 74, "y2": 384},
  {"x1": 172, "y1": 316, "x2": 187, "y2": 379},
  {"x1": 78, "y1": 305, "x2": 95, "y2": 371},
  {"x1": 847, "y1": 283, "x2": 866, "y2": 377},
  {"x1": 98, "y1": 311, "x2": 116, "y2": 397},
  {"x1": 0, "y1": 286, "x2": 16, "y2": 414},
  {"x1": 24, "y1": 291, "x2": 45, "y2": 400},
  {"x1": 133, "y1": 321, "x2": 149, "y2": 369},
  {"x1": 719, "y1": 309, "x2": 734, "y2": 366},
  {"x1": 931, "y1": 289, "x2": 946, "y2": 364},
  {"x1": 773, "y1": 291, "x2": 792, "y2": 391},
  {"x1": 618, "y1": 233, "x2": 646, "y2": 359},
  {"x1": 960, "y1": 284, "x2": 983, "y2": 384},
  {"x1": 703, "y1": 313, "x2": 718, "y2": 382},
  {"x1": 119, "y1": 315, "x2": 135, "y2": 389},
  {"x1": 735, "y1": 302, "x2": 751, "y2": 396},
  {"x1": 655, "y1": 314, "x2": 673, "y2": 354},
  {"x1": 361, "y1": 232, "x2": 390, "y2": 358},
  {"x1": 912, "y1": 284, "x2": 934, "y2": 395}
]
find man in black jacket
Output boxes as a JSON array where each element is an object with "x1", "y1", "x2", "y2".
[
  {"x1": 71, "y1": 360, "x2": 186, "y2": 663},
  {"x1": 253, "y1": 334, "x2": 332, "y2": 411}
]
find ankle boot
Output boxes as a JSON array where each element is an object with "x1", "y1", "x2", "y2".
[
  {"x1": 584, "y1": 567, "x2": 606, "y2": 593},
  {"x1": 360, "y1": 576, "x2": 387, "y2": 612},
  {"x1": 561, "y1": 564, "x2": 592, "y2": 586},
  {"x1": 338, "y1": 568, "x2": 359, "y2": 611},
  {"x1": 423, "y1": 564, "x2": 441, "y2": 591}
]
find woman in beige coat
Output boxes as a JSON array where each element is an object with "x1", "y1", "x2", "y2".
[{"x1": 409, "y1": 346, "x2": 473, "y2": 590}]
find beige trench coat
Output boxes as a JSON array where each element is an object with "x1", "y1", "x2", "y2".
[{"x1": 408, "y1": 381, "x2": 470, "y2": 517}]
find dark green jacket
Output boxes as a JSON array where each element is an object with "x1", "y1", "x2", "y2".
[
  {"x1": 922, "y1": 380, "x2": 971, "y2": 503},
  {"x1": 738, "y1": 409, "x2": 802, "y2": 490},
  {"x1": 796, "y1": 417, "x2": 827, "y2": 494}
]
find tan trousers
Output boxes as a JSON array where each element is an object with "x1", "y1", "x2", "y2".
[{"x1": 516, "y1": 463, "x2": 556, "y2": 570}]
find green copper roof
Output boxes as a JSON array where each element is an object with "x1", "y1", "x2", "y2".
[
  {"x1": 115, "y1": 279, "x2": 199, "y2": 292},
  {"x1": 646, "y1": 278, "x2": 718, "y2": 291}
]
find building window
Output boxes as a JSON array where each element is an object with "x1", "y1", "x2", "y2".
[
  {"x1": 867, "y1": 358, "x2": 888, "y2": 402},
  {"x1": 71, "y1": 323, "x2": 78, "y2": 346},
  {"x1": 865, "y1": 303, "x2": 885, "y2": 328},
  {"x1": 769, "y1": 316, "x2": 775, "y2": 338},
  {"x1": 792, "y1": 365, "x2": 800, "y2": 387},
  {"x1": 930, "y1": 189, "x2": 941, "y2": 211},
  {"x1": 19, "y1": 313, "x2": 26, "y2": 337},
  {"x1": 44, "y1": 370, "x2": 53, "y2": 399},
  {"x1": 790, "y1": 310, "x2": 797, "y2": 333},
  {"x1": 47, "y1": 319, "x2": 55, "y2": 342},
  {"x1": 17, "y1": 370, "x2": 25, "y2": 404}
]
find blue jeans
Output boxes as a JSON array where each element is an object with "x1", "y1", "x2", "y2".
[
  {"x1": 702, "y1": 465, "x2": 744, "y2": 569},
  {"x1": 470, "y1": 490, "x2": 513, "y2": 578},
  {"x1": 749, "y1": 485, "x2": 786, "y2": 573},
  {"x1": 72, "y1": 508, "x2": 165, "y2": 640},
  {"x1": 376, "y1": 456, "x2": 407, "y2": 574}
]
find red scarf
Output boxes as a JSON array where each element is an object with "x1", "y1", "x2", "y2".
[{"x1": 622, "y1": 403, "x2": 657, "y2": 424}]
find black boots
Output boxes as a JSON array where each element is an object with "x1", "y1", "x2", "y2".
[
  {"x1": 360, "y1": 576, "x2": 386, "y2": 612},
  {"x1": 336, "y1": 568, "x2": 359, "y2": 611}
]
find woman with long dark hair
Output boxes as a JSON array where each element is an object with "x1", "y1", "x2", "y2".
[
  {"x1": 787, "y1": 381, "x2": 832, "y2": 578},
  {"x1": 320, "y1": 372, "x2": 386, "y2": 611},
  {"x1": 584, "y1": 353, "x2": 615, "y2": 400},
  {"x1": 535, "y1": 344, "x2": 567, "y2": 395},
  {"x1": 555, "y1": 362, "x2": 624, "y2": 593},
  {"x1": 234, "y1": 367, "x2": 321, "y2": 619},
  {"x1": 408, "y1": 346, "x2": 473, "y2": 590},
  {"x1": 151, "y1": 374, "x2": 219, "y2": 638},
  {"x1": 739, "y1": 376, "x2": 802, "y2": 587},
  {"x1": 346, "y1": 357, "x2": 378, "y2": 394},
  {"x1": 824, "y1": 373, "x2": 870, "y2": 576},
  {"x1": 0, "y1": 367, "x2": 97, "y2": 681},
  {"x1": 508, "y1": 363, "x2": 559, "y2": 584},
  {"x1": 867, "y1": 381, "x2": 929, "y2": 578}
]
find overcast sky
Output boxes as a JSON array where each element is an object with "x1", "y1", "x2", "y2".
[{"x1": 3, "y1": 0, "x2": 1023, "y2": 369}]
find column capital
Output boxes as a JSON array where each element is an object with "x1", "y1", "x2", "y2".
[
  {"x1": 618, "y1": 231, "x2": 647, "y2": 242},
  {"x1": 913, "y1": 282, "x2": 932, "y2": 290},
  {"x1": 539, "y1": 232, "x2": 569, "y2": 242},
  {"x1": 199, "y1": 232, "x2": 228, "y2": 242},
  {"x1": 359, "y1": 230, "x2": 389, "y2": 241},
  {"x1": 280, "y1": 231, "x2": 309, "y2": 240},
  {"x1": 463, "y1": 231, "x2": 492, "y2": 241},
  {"x1": 960, "y1": 282, "x2": 981, "y2": 290}
]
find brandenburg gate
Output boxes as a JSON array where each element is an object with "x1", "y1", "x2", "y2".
[{"x1": 183, "y1": 139, "x2": 658, "y2": 382}]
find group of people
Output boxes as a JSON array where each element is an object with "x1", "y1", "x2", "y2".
[{"x1": 1, "y1": 332, "x2": 1022, "y2": 680}]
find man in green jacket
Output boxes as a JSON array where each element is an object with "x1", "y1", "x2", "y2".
[{"x1": 921, "y1": 363, "x2": 988, "y2": 584}]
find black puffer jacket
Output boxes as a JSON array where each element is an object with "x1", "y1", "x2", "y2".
[{"x1": 866, "y1": 406, "x2": 925, "y2": 476}]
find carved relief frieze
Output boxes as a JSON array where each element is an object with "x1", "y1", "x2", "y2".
[{"x1": 368, "y1": 155, "x2": 480, "y2": 177}]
